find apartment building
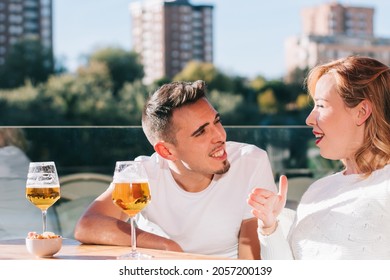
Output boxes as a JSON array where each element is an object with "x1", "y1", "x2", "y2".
[
  {"x1": 301, "y1": 2, "x2": 374, "y2": 37},
  {"x1": 285, "y1": 2, "x2": 390, "y2": 82},
  {"x1": 0, "y1": 0, "x2": 52, "y2": 65},
  {"x1": 130, "y1": 0, "x2": 213, "y2": 85}
]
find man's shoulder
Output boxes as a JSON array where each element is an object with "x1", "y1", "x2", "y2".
[
  {"x1": 135, "y1": 153, "x2": 161, "y2": 165},
  {"x1": 134, "y1": 153, "x2": 166, "y2": 177}
]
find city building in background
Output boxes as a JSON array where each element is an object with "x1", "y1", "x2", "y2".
[
  {"x1": 0, "y1": 0, "x2": 53, "y2": 65},
  {"x1": 130, "y1": 0, "x2": 213, "y2": 85},
  {"x1": 285, "y1": 1, "x2": 390, "y2": 82}
]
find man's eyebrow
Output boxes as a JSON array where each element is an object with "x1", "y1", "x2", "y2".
[
  {"x1": 191, "y1": 122, "x2": 209, "y2": 137},
  {"x1": 190, "y1": 114, "x2": 220, "y2": 137}
]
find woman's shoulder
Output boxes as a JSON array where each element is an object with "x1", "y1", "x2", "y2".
[{"x1": 0, "y1": 146, "x2": 30, "y2": 178}]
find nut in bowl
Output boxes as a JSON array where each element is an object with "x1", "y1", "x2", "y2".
[{"x1": 25, "y1": 231, "x2": 62, "y2": 258}]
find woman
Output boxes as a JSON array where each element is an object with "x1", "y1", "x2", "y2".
[
  {"x1": 247, "y1": 56, "x2": 390, "y2": 259},
  {"x1": 0, "y1": 128, "x2": 59, "y2": 239}
]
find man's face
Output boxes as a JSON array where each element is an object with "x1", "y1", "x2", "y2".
[{"x1": 168, "y1": 97, "x2": 230, "y2": 176}]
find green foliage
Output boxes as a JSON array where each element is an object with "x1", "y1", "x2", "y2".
[
  {"x1": 255, "y1": 80, "x2": 306, "y2": 114},
  {"x1": 285, "y1": 66, "x2": 309, "y2": 85},
  {"x1": 208, "y1": 89, "x2": 259, "y2": 125},
  {"x1": 116, "y1": 80, "x2": 149, "y2": 125},
  {"x1": 0, "y1": 47, "x2": 321, "y2": 176},
  {"x1": 258, "y1": 80, "x2": 296, "y2": 105},
  {"x1": 257, "y1": 89, "x2": 277, "y2": 114},
  {"x1": 208, "y1": 90, "x2": 243, "y2": 119},
  {"x1": 0, "y1": 38, "x2": 54, "y2": 89},
  {"x1": 296, "y1": 94, "x2": 311, "y2": 110},
  {"x1": 42, "y1": 63, "x2": 120, "y2": 125},
  {"x1": 0, "y1": 81, "x2": 38, "y2": 105},
  {"x1": 88, "y1": 47, "x2": 144, "y2": 95},
  {"x1": 0, "y1": 82, "x2": 66, "y2": 125},
  {"x1": 0, "y1": 83, "x2": 38, "y2": 125},
  {"x1": 250, "y1": 75, "x2": 267, "y2": 91},
  {"x1": 173, "y1": 61, "x2": 233, "y2": 92},
  {"x1": 0, "y1": 44, "x2": 314, "y2": 126},
  {"x1": 152, "y1": 76, "x2": 172, "y2": 88}
]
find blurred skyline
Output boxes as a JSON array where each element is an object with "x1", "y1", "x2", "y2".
[{"x1": 54, "y1": 0, "x2": 390, "y2": 80}]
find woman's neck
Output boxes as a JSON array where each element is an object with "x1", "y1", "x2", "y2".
[{"x1": 343, "y1": 158, "x2": 360, "y2": 175}]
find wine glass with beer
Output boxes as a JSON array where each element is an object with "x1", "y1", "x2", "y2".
[
  {"x1": 112, "y1": 161, "x2": 151, "y2": 259},
  {"x1": 26, "y1": 161, "x2": 60, "y2": 234}
]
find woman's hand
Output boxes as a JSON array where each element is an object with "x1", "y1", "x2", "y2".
[{"x1": 247, "y1": 175, "x2": 288, "y2": 234}]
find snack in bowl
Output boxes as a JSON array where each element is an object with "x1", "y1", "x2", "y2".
[{"x1": 26, "y1": 231, "x2": 62, "y2": 257}]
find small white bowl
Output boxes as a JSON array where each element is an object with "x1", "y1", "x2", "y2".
[{"x1": 25, "y1": 237, "x2": 62, "y2": 258}]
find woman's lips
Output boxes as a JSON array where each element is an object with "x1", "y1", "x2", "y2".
[{"x1": 313, "y1": 131, "x2": 324, "y2": 145}]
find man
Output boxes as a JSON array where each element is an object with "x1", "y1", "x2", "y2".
[{"x1": 74, "y1": 80, "x2": 277, "y2": 259}]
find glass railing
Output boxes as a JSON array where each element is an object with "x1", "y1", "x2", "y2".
[
  {"x1": 0, "y1": 126, "x2": 342, "y2": 239},
  {"x1": 4, "y1": 125, "x2": 341, "y2": 177}
]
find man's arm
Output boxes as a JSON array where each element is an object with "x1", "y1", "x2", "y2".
[
  {"x1": 74, "y1": 188, "x2": 182, "y2": 252},
  {"x1": 238, "y1": 217, "x2": 260, "y2": 260}
]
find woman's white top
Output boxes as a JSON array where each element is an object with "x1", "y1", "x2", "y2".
[
  {"x1": 0, "y1": 146, "x2": 58, "y2": 239},
  {"x1": 259, "y1": 164, "x2": 390, "y2": 260}
]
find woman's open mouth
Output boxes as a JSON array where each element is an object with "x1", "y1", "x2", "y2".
[{"x1": 313, "y1": 131, "x2": 324, "y2": 145}]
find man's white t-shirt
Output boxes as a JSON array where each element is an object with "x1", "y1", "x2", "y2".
[{"x1": 133, "y1": 141, "x2": 277, "y2": 258}]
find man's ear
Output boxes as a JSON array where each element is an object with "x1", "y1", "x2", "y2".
[
  {"x1": 356, "y1": 99, "x2": 372, "y2": 126},
  {"x1": 154, "y1": 141, "x2": 177, "y2": 160}
]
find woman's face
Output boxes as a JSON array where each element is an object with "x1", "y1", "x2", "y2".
[{"x1": 305, "y1": 73, "x2": 364, "y2": 162}]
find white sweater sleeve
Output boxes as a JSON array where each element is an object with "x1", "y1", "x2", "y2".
[
  {"x1": 258, "y1": 208, "x2": 296, "y2": 260},
  {"x1": 258, "y1": 223, "x2": 294, "y2": 259}
]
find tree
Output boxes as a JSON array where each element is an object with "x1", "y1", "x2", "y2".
[
  {"x1": 173, "y1": 61, "x2": 233, "y2": 92},
  {"x1": 296, "y1": 94, "x2": 311, "y2": 110},
  {"x1": 116, "y1": 80, "x2": 149, "y2": 125},
  {"x1": 88, "y1": 47, "x2": 144, "y2": 96},
  {"x1": 285, "y1": 66, "x2": 309, "y2": 85},
  {"x1": 209, "y1": 89, "x2": 259, "y2": 125},
  {"x1": 0, "y1": 38, "x2": 54, "y2": 88},
  {"x1": 257, "y1": 80, "x2": 305, "y2": 112},
  {"x1": 257, "y1": 89, "x2": 277, "y2": 114},
  {"x1": 0, "y1": 82, "x2": 40, "y2": 125},
  {"x1": 152, "y1": 76, "x2": 172, "y2": 88},
  {"x1": 40, "y1": 61, "x2": 116, "y2": 125},
  {"x1": 250, "y1": 75, "x2": 267, "y2": 92}
]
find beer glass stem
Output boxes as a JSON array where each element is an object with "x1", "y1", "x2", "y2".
[
  {"x1": 42, "y1": 209, "x2": 47, "y2": 233},
  {"x1": 130, "y1": 216, "x2": 137, "y2": 254}
]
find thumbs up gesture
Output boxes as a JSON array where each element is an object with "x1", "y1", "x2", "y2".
[{"x1": 247, "y1": 175, "x2": 288, "y2": 234}]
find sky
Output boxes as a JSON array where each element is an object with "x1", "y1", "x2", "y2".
[{"x1": 54, "y1": 0, "x2": 390, "y2": 80}]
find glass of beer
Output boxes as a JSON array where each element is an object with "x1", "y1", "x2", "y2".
[
  {"x1": 112, "y1": 161, "x2": 151, "y2": 259},
  {"x1": 26, "y1": 161, "x2": 60, "y2": 233}
]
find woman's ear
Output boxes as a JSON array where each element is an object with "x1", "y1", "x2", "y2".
[
  {"x1": 356, "y1": 100, "x2": 372, "y2": 126},
  {"x1": 154, "y1": 141, "x2": 177, "y2": 160}
]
